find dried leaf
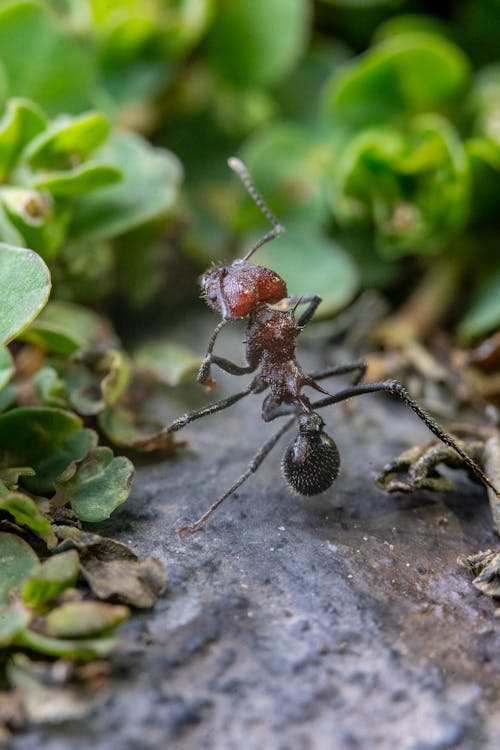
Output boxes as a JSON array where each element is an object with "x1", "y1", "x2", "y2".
[
  {"x1": 376, "y1": 438, "x2": 485, "y2": 494},
  {"x1": 484, "y1": 435, "x2": 500, "y2": 533},
  {"x1": 458, "y1": 549, "x2": 500, "y2": 598},
  {"x1": 56, "y1": 527, "x2": 168, "y2": 608},
  {"x1": 8, "y1": 654, "x2": 97, "y2": 724}
]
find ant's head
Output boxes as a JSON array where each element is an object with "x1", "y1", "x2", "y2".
[
  {"x1": 200, "y1": 260, "x2": 287, "y2": 320},
  {"x1": 200, "y1": 157, "x2": 287, "y2": 320},
  {"x1": 281, "y1": 412, "x2": 340, "y2": 495}
]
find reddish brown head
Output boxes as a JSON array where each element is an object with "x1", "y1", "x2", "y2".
[{"x1": 200, "y1": 259, "x2": 287, "y2": 319}]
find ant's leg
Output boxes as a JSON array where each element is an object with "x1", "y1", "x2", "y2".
[
  {"x1": 311, "y1": 380, "x2": 500, "y2": 499},
  {"x1": 204, "y1": 355, "x2": 256, "y2": 377},
  {"x1": 197, "y1": 319, "x2": 229, "y2": 385},
  {"x1": 198, "y1": 322, "x2": 257, "y2": 386},
  {"x1": 165, "y1": 382, "x2": 255, "y2": 434},
  {"x1": 307, "y1": 361, "x2": 367, "y2": 386},
  {"x1": 179, "y1": 416, "x2": 296, "y2": 535},
  {"x1": 295, "y1": 295, "x2": 322, "y2": 328}
]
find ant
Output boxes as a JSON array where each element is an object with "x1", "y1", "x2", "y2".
[{"x1": 164, "y1": 157, "x2": 500, "y2": 535}]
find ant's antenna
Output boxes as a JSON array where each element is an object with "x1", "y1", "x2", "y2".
[{"x1": 228, "y1": 156, "x2": 284, "y2": 261}]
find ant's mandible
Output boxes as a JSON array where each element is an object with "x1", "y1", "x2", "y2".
[{"x1": 164, "y1": 157, "x2": 500, "y2": 535}]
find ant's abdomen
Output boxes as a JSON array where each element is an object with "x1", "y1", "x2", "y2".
[{"x1": 281, "y1": 429, "x2": 340, "y2": 495}]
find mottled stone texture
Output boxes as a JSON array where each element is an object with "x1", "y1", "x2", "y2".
[{"x1": 12, "y1": 321, "x2": 500, "y2": 750}]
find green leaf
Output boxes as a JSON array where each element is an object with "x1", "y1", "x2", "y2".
[
  {"x1": 0, "y1": 242, "x2": 50, "y2": 344},
  {"x1": 0, "y1": 466, "x2": 35, "y2": 489},
  {"x1": 24, "y1": 112, "x2": 111, "y2": 169},
  {"x1": 22, "y1": 550, "x2": 79, "y2": 605},
  {"x1": 0, "y1": 490, "x2": 54, "y2": 543},
  {"x1": 466, "y1": 138, "x2": 500, "y2": 223},
  {"x1": 0, "y1": 407, "x2": 97, "y2": 494},
  {"x1": 253, "y1": 222, "x2": 359, "y2": 318},
  {"x1": 98, "y1": 407, "x2": 179, "y2": 453},
  {"x1": 134, "y1": 341, "x2": 201, "y2": 386},
  {"x1": 54, "y1": 447, "x2": 134, "y2": 523},
  {"x1": 207, "y1": 0, "x2": 310, "y2": 86},
  {"x1": 33, "y1": 366, "x2": 67, "y2": 408},
  {"x1": 0, "y1": 532, "x2": 39, "y2": 604},
  {"x1": 33, "y1": 163, "x2": 122, "y2": 196},
  {"x1": 14, "y1": 628, "x2": 119, "y2": 660},
  {"x1": 321, "y1": 0, "x2": 396, "y2": 4},
  {"x1": 0, "y1": 602, "x2": 30, "y2": 646},
  {"x1": 64, "y1": 348, "x2": 131, "y2": 416},
  {"x1": 467, "y1": 64, "x2": 500, "y2": 146},
  {"x1": 0, "y1": 345, "x2": 14, "y2": 389},
  {"x1": 0, "y1": 98, "x2": 47, "y2": 180},
  {"x1": 331, "y1": 116, "x2": 469, "y2": 257},
  {"x1": 458, "y1": 269, "x2": 500, "y2": 343},
  {"x1": 45, "y1": 601, "x2": 129, "y2": 638},
  {"x1": 0, "y1": 383, "x2": 16, "y2": 412},
  {"x1": 323, "y1": 31, "x2": 470, "y2": 128},
  {"x1": 70, "y1": 130, "x2": 183, "y2": 242},
  {"x1": 100, "y1": 349, "x2": 131, "y2": 406},
  {"x1": 0, "y1": 1, "x2": 95, "y2": 116},
  {"x1": 20, "y1": 300, "x2": 108, "y2": 355}
]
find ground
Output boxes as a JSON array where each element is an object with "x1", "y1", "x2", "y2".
[{"x1": 11, "y1": 319, "x2": 500, "y2": 750}]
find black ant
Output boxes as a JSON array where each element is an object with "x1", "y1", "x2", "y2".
[{"x1": 164, "y1": 157, "x2": 500, "y2": 535}]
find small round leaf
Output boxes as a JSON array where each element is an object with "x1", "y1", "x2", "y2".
[
  {"x1": 0, "y1": 532, "x2": 39, "y2": 604},
  {"x1": 0, "y1": 243, "x2": 51, "y2": 344}
]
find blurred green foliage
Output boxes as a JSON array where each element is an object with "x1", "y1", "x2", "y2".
[
  {"x1": 0, "y1": 0, "x2": 497, "y2": 339},
  {"x1": 1, "y1": 0, "x2": 500, "y2": 701}
]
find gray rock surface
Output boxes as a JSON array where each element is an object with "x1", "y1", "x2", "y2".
[{"x1": 12, "y1": 320, "x2": 500, "y2": 750}]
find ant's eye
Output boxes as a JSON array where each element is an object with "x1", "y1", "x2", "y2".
[{"x1": 281, "y1": 430, "x2": 340, "y2": 495}]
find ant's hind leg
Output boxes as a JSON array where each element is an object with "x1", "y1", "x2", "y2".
[
  {"x1": 311, "y1": 380, "x2": 500, "y2": 499},
  {"x1": 179, "y1": 416, "x2": 296, "y2": 535}
]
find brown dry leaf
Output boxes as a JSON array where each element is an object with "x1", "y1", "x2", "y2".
[
  {"x1": 0, "y1": 689, "x2": 24, "y2": 738},
  {"x1": 458, "y1": 549, "x2": 500, "y2": 598},
  {"x1": 55, "y1": 527, "x2": 168, "y2": 608},
  {"x1": 7, "y1": 655, "x2": 95, "y2": 725}
]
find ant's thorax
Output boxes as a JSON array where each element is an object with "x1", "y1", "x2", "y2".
[{"x1": 246, "y1": 304, "x2": 311, "y2": 411}]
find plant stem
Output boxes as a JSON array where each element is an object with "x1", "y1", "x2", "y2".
[{"x1": 374, "y1": 257, "x2": 463, "y2": 347}]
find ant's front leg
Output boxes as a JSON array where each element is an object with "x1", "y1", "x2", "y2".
[
  {"x1": 198, "y1": 321, "x2": 258, "y2": 388},
  {"x1": 197, "y1": 319, "x2": 229, "y2": 388},
  {"x1": 198, "y1": 353, "x2": 257, "y2": 390}
]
